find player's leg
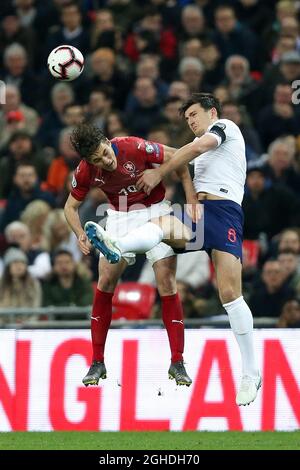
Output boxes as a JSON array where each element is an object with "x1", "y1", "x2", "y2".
[
  {"x1": 212, "y1": 249, "x2": 261, "y2": 405},
  {"x1": 151, "y1": 215, "x2": 192, "y2": 250},
  {"x1": 85, "y1": 215, "x2": 191, "y2": 263},
  {"x1": 150, "y1": 251, "x2": 192, "y2": 386},
  {"x1": 82, "y1": 256, "x2": 128, "y2": 386}
]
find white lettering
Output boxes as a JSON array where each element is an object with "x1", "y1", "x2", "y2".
[{"x1": 291, "y1": 80, "x2": 300, "y2": 104}]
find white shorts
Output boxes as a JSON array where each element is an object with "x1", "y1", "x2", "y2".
[{"x1": 103, "y1": 200, "x2": 175, "y2": 266}]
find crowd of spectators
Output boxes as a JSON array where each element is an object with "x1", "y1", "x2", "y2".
[{"x1": 0, "y1": 0, "x2": 300, "y2": 328}]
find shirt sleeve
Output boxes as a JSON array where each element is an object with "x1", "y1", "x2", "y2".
[
  {"x1": 70, "y1": 160, "x2": 91, "y2": 201},
  {"x1": 205, "y1": 121, "x2": 227, "y2": 147},
  {"x1": 131, "y1": 137, "x2": 164, "y2": 164}
]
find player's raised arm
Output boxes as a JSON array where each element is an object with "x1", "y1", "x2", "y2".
[
  {"x1": 163, "y1": 134, "x2": 219, "y2": 175},
  {"x1": 137, "y1": 134, "x2": 218, "y2": 195}
]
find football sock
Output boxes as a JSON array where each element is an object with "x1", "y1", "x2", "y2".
[
  {"x1": 91, "y1": 289, "x2": 113, "y2": 362},
  {"x1": 223, "y1": 296, "x2": 259, "y2": 378},
  {"x1": 116, "y1": 222, "x2": 164, "y2": 254},
  {"x1": 161, "y1": 293, "x2": 184, "y2": 363}
]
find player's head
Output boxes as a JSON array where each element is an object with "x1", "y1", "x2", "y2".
[
  {"x1": 179, "y1": 93, "x2": 221, "y2": 137},
  {"x1": 70, "y1": 122, "x2": 117, "y2": 171}
]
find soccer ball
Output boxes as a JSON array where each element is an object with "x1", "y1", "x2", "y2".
[{"x1": 47, "y1": 45, "x2": 84, "y2": 81}]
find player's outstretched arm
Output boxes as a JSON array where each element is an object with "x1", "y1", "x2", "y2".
[
  {"x1": 160, "y1": 146, "x2": 195, "y2": 194},
  {"x1": 64, "y1": 194, "x2": 91, "y2": 255},
  {"x1": 162, "y1": 145, "x2": 201, "y2": 222},
  {"x1": 137, "y1": 134, "x2": 218, "y2": 195}
]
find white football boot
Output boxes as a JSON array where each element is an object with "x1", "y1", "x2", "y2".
[{"x1": 236, "y1": 374, "x2": 262, "y2": 406}]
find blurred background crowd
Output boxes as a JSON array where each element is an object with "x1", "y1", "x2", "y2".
[{"x1": 0, "y1": 0, "x2": 300, "y2": 328}]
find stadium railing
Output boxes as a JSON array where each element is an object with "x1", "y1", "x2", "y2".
[{"x1": 0, "y1": 306, "x2": 278, "y2": 328}]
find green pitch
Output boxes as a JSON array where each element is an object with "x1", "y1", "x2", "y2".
[{"x1": 0, "y1": 431, "x2": 300, "y2": 450}]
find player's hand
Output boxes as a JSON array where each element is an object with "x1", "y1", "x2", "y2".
[
  {"x1": 78, "y1": 232, "x2": 92, "y2": 255},
  {"x1": 186, "y1": 196, "x2": 202, "y2": 223},
  {"x1": 136, "y1": 169, "x2": 162, "y2": 195}
]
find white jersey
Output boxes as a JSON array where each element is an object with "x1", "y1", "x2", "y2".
[{"x1": 191, "y1": 118, "x2": 246, "y2": 205}]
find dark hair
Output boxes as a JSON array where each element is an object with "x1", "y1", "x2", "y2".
[
  {"x1": 1, "y1": 263, "x2": 28, "y2": 285},
  {"x1": 215, "y1": 4, "x2": 236, "y2": 15},
  {"x1": 9, "y1": 130, "x2": 32, "y2": 144},
  {"x1": 61, "y1": 1, "x2": 80, "y2": 12},
  {"x1": 179, "y1": 93, "x2": 222, "y2": 118},
  {"x1": 246, "y1": 165, "x2": 266, "y2": 177},
  {"x1": 275, "y1": 81, "x2": 291, "y2": 90},
  {"x1": 52, "y1": 249, "x2": 74, "y2": 264},
  {"x1": 164, "y1": 96, "x2": 183, "y2": 106},
  {"x1": 70, "y1": 122, "x2": 108, "y2": 161},
  {"x1": 104, "y1": 110, "x2": 126, "y2": 137},
  {"x1": 0, "y1": 265, "x2": 34, "y2": 301},
  {"x1": 222, "y1": 100, "x2": 239, "y2": 108},
  {"x1": 138, "y1": 5, "x2": 160, "y2": 19},
  {"x1": 90, "y1": 86, "x2": 112, "y2": 100}
]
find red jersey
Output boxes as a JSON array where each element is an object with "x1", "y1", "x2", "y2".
[{"x1": 71, "y1": 136, "x2": 166, "y2": 211}]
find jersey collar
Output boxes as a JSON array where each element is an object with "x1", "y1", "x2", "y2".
[{"x1": 111, "y1": 142, "x2": 119, "y2": 156}]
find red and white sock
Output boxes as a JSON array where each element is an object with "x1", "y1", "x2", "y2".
[
  {"x1": 91, "y1": 289, "x2": 114, "y2": 362},
  {"x1": 161, "y1": 293, "x2": 184, "y2": 363}
]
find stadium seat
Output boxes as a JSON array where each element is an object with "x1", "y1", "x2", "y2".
[
  {"x1": 112, "y1": 282, "x2": 156, "y2": 320},
  {"x1": 242, "y1": 239, "x2": 260, "y2": 267}
]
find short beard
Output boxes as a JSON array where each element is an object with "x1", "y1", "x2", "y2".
[{"x1": 194, "y1": 129, "x2": 205, "y2": 138}]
